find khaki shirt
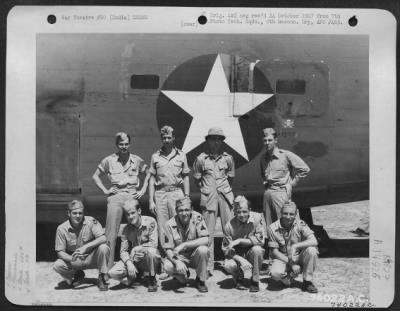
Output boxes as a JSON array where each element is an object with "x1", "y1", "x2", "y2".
[
  {"x1": 222, "y1": 212, "x2": 265, "y2": 258},
  {"x1": 98, "y1": 153, "x2": 147, "y2": 194},
  {"x1": 267, "y1": 219, "x2": 314, "y2": 256},
  {"x1": 260, "y1": 147, "x2": 310, "y2": 191},
  {"x1": 163, "y1": 211, "x2": 209, "y2": 251},
  {"x1": 55, "y1": 216, "x2": 104, "y2": 254},
  {"x1": 192, "y1": 152, "x2": 235, "y2": 195},
  {"x1": 120, "y1": 215, "x2": 158, "y2": 263},
  {"x1": 149, "y1": 148, "x2": 190, "y2": 188}
]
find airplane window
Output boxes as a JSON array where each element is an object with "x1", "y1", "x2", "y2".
[
  {"x1": 276, "y1": 79, "x2": 306, "y2": 94},
  {"x1": 131, "y1": 74, "x2": 159, "y2": 89}
]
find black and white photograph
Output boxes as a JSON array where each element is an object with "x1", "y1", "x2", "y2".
[{"x1": 5, "y1": 6, "x2": 396, "y2": 307}]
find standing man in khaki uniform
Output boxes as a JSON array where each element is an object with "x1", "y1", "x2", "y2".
[
  {"x1": 162, "y1": 197, "x2": 210, "y2": 293},
  {"x1": 267, "y1": 201, "x2": 319, "y2": 293},
  {"x1": 193, "y1": 127, "x2": 235, "y2": 274},
  {"x1": 92, "y1": 132, "x2": 150, "y2": 269},
  {"x1": 53, "y1": 200, "x2": 110, "y2": 291},
  {"x1": 148, "y1": 125, "x2": 190, "y2": 244},
  {"x1": 260, "y1": 128, "x2": 310, "y2": 227},
  {"x1": 222, "y1": 196, "x2": 265, "y2": 292},
  {"x1": 108, "y1": 199, "x2": 161, "y2": 292}
]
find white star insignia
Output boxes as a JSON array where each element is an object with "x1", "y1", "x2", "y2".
[{"x1": 162, "y1": 54, "x2": 274, "y2": 161}]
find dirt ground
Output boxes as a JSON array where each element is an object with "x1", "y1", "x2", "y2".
[
  {"x1": 32, "y1": 201, "x2": 370, "y2": 307},
  {"x1": 33, "y1": 257, "x2": 369, "y2": 307}
]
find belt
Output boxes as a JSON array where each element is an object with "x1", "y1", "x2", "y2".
[{"x1": 156, "y1": 185, "x2": 181, "y2": 192}]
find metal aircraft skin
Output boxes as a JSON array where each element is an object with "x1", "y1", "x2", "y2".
[{"x1": 36, "y1": 34, "x2": 369, "y2": 223}]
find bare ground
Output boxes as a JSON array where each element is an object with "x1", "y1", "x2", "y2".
[{"x1": 33, "y1": 257, "x2": 369, "y2": 306}]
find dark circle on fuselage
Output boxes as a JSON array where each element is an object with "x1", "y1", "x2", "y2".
[{"x1": 156, "y1": 53, "x2": 276, "y2": 168}]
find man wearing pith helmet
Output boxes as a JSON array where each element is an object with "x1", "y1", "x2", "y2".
[
  {"x1": 193, "y1": 127, "x2": 235, "y2": 275},
  {"x1": 222, "y1": 195, "x2": 265, "y2": 292},
  {"x1": 108, "y1": 199, "x2": 160, "y2": 292},
  {"x1": 53, "y1": 200, "x2": 110, "y2": 291},
  {"x1": 260, "y1": 127, "x2": 310, "y2": 227}
]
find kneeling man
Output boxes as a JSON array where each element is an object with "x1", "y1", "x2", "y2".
[
  {"x1": 108, "y1": 199, "x2": 161, "y2": 292},
  {"x1": 53, "y1": 200, "x2": 110, "y2": 291},
  {"x1": 267, "y1": 201, "x2": 319, "y2": 293},
  {"x1": 162, "y1": 197, "x2": 210, "y2": 293},
  {"x1": 222, "y1": 196, "x2": 265, "y2": 292}
]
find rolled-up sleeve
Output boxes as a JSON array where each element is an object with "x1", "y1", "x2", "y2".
[
  {"x1": 91, "y1": 218, "x2": 105, "y2": 238},
  {"x1": 192, "y1": 157, "x2": 203, "y2": 180},
  {"x1": 55, "y1": 226, "x2": 66, "y2": 253},
  {"x1": 226, "y1": 155, "x2": 235, "y2": 178},
  {"x1": 149, "y1": 155, "x2": 157, "y2": 176},
  {"x1": 181, "y1": 154, "x2": 190, "y2": 176},
  {"x1": 249, "y1": 215, "x2": 265, "y2": 246},
  {"x1": 222, "y1": 223, "x2": 234, "y2": 257},
  {"x1": 148, "y1": 219, "x2": 158, "y2": 249},
  {"x1": 267, "y1": 226, "x2": 279, "y2": 249},
  {"x1": 162, "y1": 223, "x2": 175, "y2": 250},
  {"x1": 120, "y1": 228, "x2": 131, "y2": 263},
  {"x1": 98, "y1": 157, "x2": 109, "y2": 174},
  {"x1": 196, "y1": 217, "x2": 209, "y2": 238}
]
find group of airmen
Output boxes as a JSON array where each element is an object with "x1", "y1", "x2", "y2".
[{"x1": 53, "y1": 126, "x2": 319, "y2": 294}]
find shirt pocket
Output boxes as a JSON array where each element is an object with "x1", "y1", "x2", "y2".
[
  {"x1": 216, "y1": 161, "x2": 228, "y2": 179},
  {"x1": 270, "y1": 164, "x2": 288, "y2": 180},
  {"x1": 155, "y1": 161, "x2": 167, "y2": 176},
  {"x1": 81, "y1": 229, "x2": 92, "y2": 244},
  {"x1": 127, "y1": 165, "x2": 139, "y2": 184},
  {"x1": 110, "y1": 165, "x2": 124, "y2": 182},
  {"x1": 172, "y1": 231, "x2": 182, "y2": 245},
  {"x1": 173, "y1": 160, "x2": 183, "y2": 176},
  {"x1": 67, "y1": 234, "x2": 78, "y2": 249}
]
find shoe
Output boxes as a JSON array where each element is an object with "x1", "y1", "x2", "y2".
[
  {"x1": 281, "y1": 275, "x2": 295, "y2": 287},
  {"x1": 195, "y1": 276, "x2": 208, "y2": 293},
  {"x1": 158, "y1": 272, "x2": 169, "y2": 280},
  {"x1": 234, "y1": 272, "x2": 246, "y2": 290},
  {"x1": 103, "y1": 273, "x2": 110, "y2": 285},
  {"x1": 301, "y1": 280, "x2": 318, "y2": 293},
  {"x1": 249, "y1": 280, "x2": 259, "y2": 292},
  {"x1": 98, "y1": 273, "x2": 109, "y2": 291},
  {"x1": 71, "y1": 270, "x2": 85, "y2": 288},
  {"x1": 148, "y1": 276, "x2": 158, "y2": 292},
  {"x1": 235, "y1": 280, "x2": 246, "y2": 290}
]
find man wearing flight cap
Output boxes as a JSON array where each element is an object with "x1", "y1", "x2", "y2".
[
  {"x1": 260, "y1": 128, "x2": 310, "y2": 227},
  {"x1": 53, "y1": 200, "x2": 110, "y2": 291},
  {"x1": 222, "y1": 195, "x2": 265, "y2": 292},
  {"x1": 148, "y1": 125, "x2": 190, "y2": 247},
  {"x1": 162, "y1": 197, "x2": 210, "y2": 293},
  {"x1": 108, "y1": 199, "x2": 160, "y2": 292},
  {"x1": 92, "y1": 132, "x2": 150, "y2": 269},
  {"x1": 193, "y1": 127, "x2": 235, "y2": 274},
  {"x1": 267, "y1": 201, "x2": 319, "y2": 293}
]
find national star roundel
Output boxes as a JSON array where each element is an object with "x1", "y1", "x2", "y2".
[{"x1": 156, "y1": 53, "x2": 277, "y2": 168}]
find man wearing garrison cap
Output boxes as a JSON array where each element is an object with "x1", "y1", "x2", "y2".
[
  {"x1": 193, "y1": 127, "x2": 235, "y2": 275},
  {"x1": 53, "y1": 200, "x2": 110, "y2": 291},
  {"x1": 222, "y1": 195, "x2": 265, "y2": 292},
  {"x1": 92, "y1": 132, "x2": 150, "y2": 269},
  {"x1": 148, "y1": 125, "x2": 190, "y2": 248},
  {"x1": 260, "y1": 128, "x2": 310, "y2": 227},
  {"x1": 108, "y1": 199, "x2": 160, "y2": 292},
  {"x1": 162, "y1": 197, "x2": 210, "y2": 293}
]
